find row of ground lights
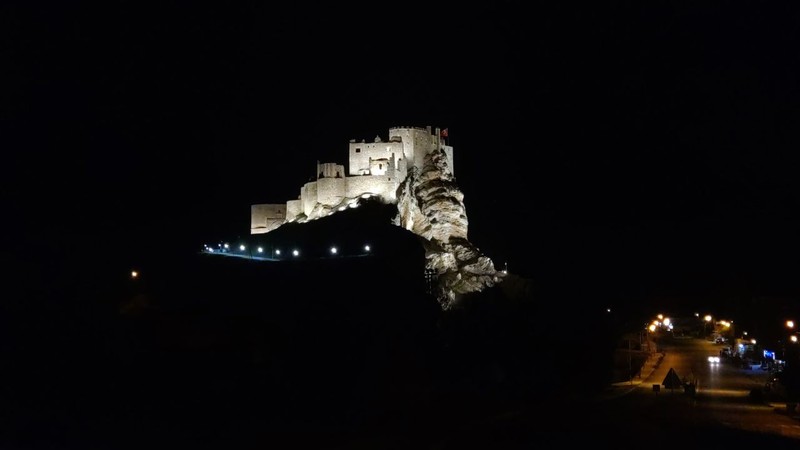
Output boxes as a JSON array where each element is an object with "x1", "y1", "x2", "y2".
[{"x1": 202, "y1": 243, "x2": 371, "y2": 257}]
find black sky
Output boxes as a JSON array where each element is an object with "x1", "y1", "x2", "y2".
[{"x1": 5, "y1": 2, "x2": 800, "y2": 303}]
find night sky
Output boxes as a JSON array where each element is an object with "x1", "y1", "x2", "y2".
[{"x1": 5, "y1": 3, "x2": 800, "y2": 308}]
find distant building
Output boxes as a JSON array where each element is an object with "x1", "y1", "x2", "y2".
[{"x1": 251, "y1": 125, "x2": 453, "y2": 234}]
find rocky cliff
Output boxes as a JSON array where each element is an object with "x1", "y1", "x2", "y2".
[{"x1": 395, "y1": 146, "x2": 505, "y2": 310}]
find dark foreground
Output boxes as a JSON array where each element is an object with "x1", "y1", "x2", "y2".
[{"x1": 4, "y1": 243, "x2": 799, "y2": 449}]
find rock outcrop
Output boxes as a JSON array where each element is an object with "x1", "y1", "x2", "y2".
[{"x1": 395, "y1": 146, "x2": 505, "y2": 310}]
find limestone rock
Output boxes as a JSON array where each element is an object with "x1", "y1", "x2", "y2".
[{"x1": 395, "y1": 147, "x2": 505, "y2": 310}]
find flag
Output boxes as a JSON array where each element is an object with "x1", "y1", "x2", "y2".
[{"x1": 441, "y1": 128, "x2": 449, "y2": 138}]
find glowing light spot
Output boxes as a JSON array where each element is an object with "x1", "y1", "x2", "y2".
[
  {"x1": 293, "y1": 249, "x2": 299, "y2": 257},
  {"x1": 131, "y1": 270, "x2": 138, "y2": 279},
  {"x1": 257, "y1": 247, "x2": 263, "y2": 253}
]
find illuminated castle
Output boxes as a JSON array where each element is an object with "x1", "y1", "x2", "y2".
[{"x1": 251, "y1": 126, "x2": 452, "y2": 234}]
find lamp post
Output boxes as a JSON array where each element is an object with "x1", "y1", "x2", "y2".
[
  {"x1": 703, "y1": 315, "x2": 713, "y2": 338},
  {"x1": 785, "y1": 320, "x2": 796, "y2": 360}
]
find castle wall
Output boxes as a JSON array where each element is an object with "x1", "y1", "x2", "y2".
[
  {"x1": 348, "y1": 140, "x2": 404, "y2": 176},
  {"x1": 302, "y1": 181, "x2": 318, "y2": 217},
  {"x1": 318, "y1": 162, "x2": 345, "y2": 179},
  {"x1": 317, "y1": 177, "x2": 346, "y2": 207},
  {"x1": 388, "y1": 126, "x2": 455, "y2": 175},
  {"x1": 345, "y1": 175, "x2": 400, "y2": 202},
  {"x1": 413, "y1": 129, "x2": 436, "y2": 171},
  {"x1": 286, "y1": 199, "x2": 302, "y2": 222},
  {"x1": 369, "y1": 158, "x2": 391, "y2": 176},
  {"x1": 389, "y1": 126, "x2": 425, "y2": 169},
  {"x1": 250, "y1": 204, "x2": 287, "y2": 234}
]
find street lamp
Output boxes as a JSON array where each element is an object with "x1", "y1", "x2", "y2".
[{"x1": 703, "y1": 315, "x2": 713, "y2": 337}]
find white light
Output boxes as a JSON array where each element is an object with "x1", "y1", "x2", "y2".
[
  {"x1": 791, "y1": 336, "x2": 798, "y2": 343},
  {"x1": 364, "y1": 245, "x2": 370, "y2": 252},
  {"x1": 607, "y1": 308, "x2": 611, "y2": 313},
  {"x1": 275, "y1": 249, "x2": 281, "y2": 255},
  {"x1": 330, "y1": 247, "x2": 337, "y2": 254},
  {"x1": 339, "y1": 206, "x2": 347, "y2": 211},
  {"x1": 209, "y1": 248, "x2": 214, "y2": 252},
  {"x1": 131, "y1": 270, "x2": 138, "y2": 279},
  {"x1": 223, "y1": 243, "x2": 229, "y2": 249},
  {"x1": 293, "y1": 249, "x2": 299, "y2": 257},
  {"x1": 239, "y1": 244, "x2": 246, "y2": 251},
  {"x1": 257, "y1": 247, "x2": 263, "y2": 253}
]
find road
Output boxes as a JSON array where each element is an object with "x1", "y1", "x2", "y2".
[
  {"x1": 335, "y1": 336, "x2": 800, "y2": 450},
  {"x1": 592, "y1": 337, "x2": 800, "y2": 440}
]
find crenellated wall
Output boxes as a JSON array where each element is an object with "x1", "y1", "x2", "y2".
[{"x1": 318, "y1": 162, "x2": 345, "y2": 179}]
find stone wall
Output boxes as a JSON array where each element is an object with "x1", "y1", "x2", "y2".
[
  {"x1": 318, "y1": 162, "x2": 345, "y2": 179},
  {"x1": 286, "y1": 199, "x2": 303, "y2": 222},
  {"x1": 251, "y1": 204, "x2": 287, "y2": 234},
  {"x1": 348, "y1": 140, "x2": 403, "y2": 176},
  {"x1": 345, "y1": 175, "x2": 399, "y2": 203},
  {"x1": 302, "y1": 181, "x2": 318, "y2": 217},
  {"x1": 317, "y1": 177, "x2": 346, "y2": 207}
]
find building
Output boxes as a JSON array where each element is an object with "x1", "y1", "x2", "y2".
[{"x1": 251, "y1": 125, "x2": 453, "y2": 234}]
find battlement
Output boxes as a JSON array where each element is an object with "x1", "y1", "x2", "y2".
[{"x1": 388, "y1": 125, "x2": 432, "y2": 133}]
